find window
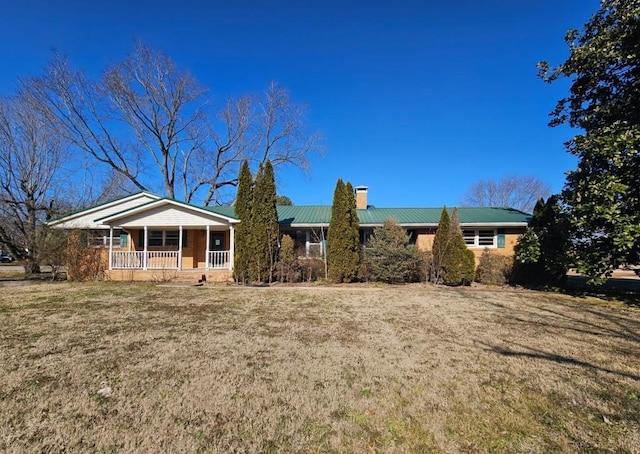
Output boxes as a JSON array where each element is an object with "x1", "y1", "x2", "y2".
[
  {"x1": 145, "y1": 230, "x2": 186, "y2": 247},
  {"x1": 84, "y1": 229, "x2": 122, "y2": 247},
  {"x1": 462, "y1": 229, "x2": 496, "y2": 248}
]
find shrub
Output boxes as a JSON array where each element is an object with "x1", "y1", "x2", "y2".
[
  {"x1": 364, "y1": 219, "x2": 425, "y2": 283},
  {"x1": 475, "y1": 249, "x2": 513, "y2": 285},
  {"x1": 65, "y1": 231, "x2": 106, "y2": 281},
  {"x1": 277, "y1": 235, "x2": 298, "y2": 283}
]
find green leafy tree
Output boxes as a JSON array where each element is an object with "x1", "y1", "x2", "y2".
[
  {"x1": 327, "y1": 179, "x2": 360, "y2": 282},
  {"x1": 513, "y1": 196, "x2": 571, "y2": 286},
  {"x1": 364, "y1": 218, "x2": 424, "y2": 283},
  {"x1": 249, "y1": 161, "x2": 279, "y2": 283},
  {"x1": 234, "y1": 160, "x2": 253, "y2": 283},
  {"x1": 276, "y1": 195, "x2": 293, "y2": 206},
  {"x1": 539, "y1": 0, "x2": 640, "y2": 281}
]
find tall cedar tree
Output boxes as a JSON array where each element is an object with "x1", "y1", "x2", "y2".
[
  {"x1": 442, "y1": 208, "x2": 475, "y2": 286},
  {"x1": 344, "y1": 182, "x2": 361, "y2": 282},
  {"x1": 249, "y1": 161, "x2": 279, "y2": 283},
  {"x1": 327, "y1": 179, "x2": 360, "y2": 282},
  {"x1": 430, "y1": 207, "x2": 451, "y2": 283},
  {"x1": 234, "y1": 160, "x2": 253, "y2": 283},
  {"x1": 539, "y1": 0, "x2": 640, "y2": 281}
]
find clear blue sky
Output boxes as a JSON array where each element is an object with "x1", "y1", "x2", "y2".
[{"x1": 0, "y1": 0, "x2": 599, "y2": 207}]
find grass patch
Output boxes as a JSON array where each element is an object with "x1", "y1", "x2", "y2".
[{"x1": 0, "y1": 282, "x2": 639, "y2": 452}]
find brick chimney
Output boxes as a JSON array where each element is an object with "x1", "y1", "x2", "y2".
[{"x1": 355, "y1": 186, "x2": 368, "y2": 210}]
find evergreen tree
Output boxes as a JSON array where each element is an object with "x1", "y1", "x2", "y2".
[
  {"x1": 343, "y1": 182, "x2": 361, "y2": 282},
  {"x1": 430, "y1": 207, "x2": 451, "y2": 283},
  {"x1": 234, "y1": 160, "x2": 253, "y2": 283},
  {"x1": 513, "y1": 195, "x2": 570, "y2": 286},
  {"x1": 278, "y1": 234, "x2": 296, "y2": 283},
  {"x1": 327, "y1": 179, "x2": 360, "y2": 282},
  {"x1": 364, "y1": 218, "x2": 424, "y2": 283},
  {"x1": 249, "y1": 161, "x2": 279, "y2": 283},
  {"x1": 539, "y1": 0, "x2": 640, "y2": 281},
  {"x1": 442, "y1": 208, "x2": 475, "y2": 286}
]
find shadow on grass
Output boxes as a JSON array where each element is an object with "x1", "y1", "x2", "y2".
[
  {"x1": 480, "y1": 341, "x2": 640, "y2": 382},
  {"x1": 562, "y1": 276, "x2": 640, "y2": 307}
]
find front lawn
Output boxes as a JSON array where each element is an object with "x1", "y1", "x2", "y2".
[{"x1": 1, "y1": 282, "x2": 638, "y2": 452}]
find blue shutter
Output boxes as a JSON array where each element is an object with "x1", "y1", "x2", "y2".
[
  {"x1": 497, "y1": 229, "x2": 506, "y2": 248},
  {"x1": 119, "y1": 233, "x2": 128, "y2": 248}
]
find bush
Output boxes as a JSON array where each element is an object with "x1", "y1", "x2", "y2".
[
  {"x1": 298, "y1": 257, "x2": 326, "y2": 283},
  {"x1": 363, "y1": 219, "x2": 425, "y2": 284},
  {"x1": 475, "y1": 249, "x2": 513, "y2": 285},
  {"x1": 66, "y1": 231, "x2": 106, "y2": 281},
  {"x1": 276, "y1": 235, "x2": 298, "y2": 283}
]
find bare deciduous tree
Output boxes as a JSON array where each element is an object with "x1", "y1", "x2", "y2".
[
  {"x1": 33, "y1": 43, "x2": 322, "y2": 205},
  {"x1": 459, "y1": 175, "x2": 551, "y2": 213},
  {"x1": 0, "y1": 87, "x2": 68, "y2": 273}
]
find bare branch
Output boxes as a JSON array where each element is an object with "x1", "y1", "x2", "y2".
[{"x1": 459, "y1": 175, "x2": 552, "y2": 213}]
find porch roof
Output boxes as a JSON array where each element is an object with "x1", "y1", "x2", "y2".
[{"x1": 97, "y1": 198, "x2": 240, "y2": 227}]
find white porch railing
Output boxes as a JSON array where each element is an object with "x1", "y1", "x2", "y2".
[
  {"x1": 110, "y1": 250, "x2": 230, "y2": 270},
  {"x1": 208, "y1": 250, "x2": 230, "y2": 269},
  {"x1": 110, "y1": 251, "x2": 180, "y2": 269},
  {"x1": 111, "y1": 251, "x2": 144, "y2": 269}
]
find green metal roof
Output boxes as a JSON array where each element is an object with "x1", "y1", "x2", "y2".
[
  {"x1": 276, "y1": 206, "x2": 530, "y2": 226},
  {"x1": 59, "y1": 190, "x2": 530, "y2": 227},
  {"x1": 205, "y1": 206, "x2": 237, "y2": 219}
]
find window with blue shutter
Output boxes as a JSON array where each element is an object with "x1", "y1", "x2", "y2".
[
  {"x1": 497, "y1": 229, "x2": 506, "y2": 248},
  {"x1": 119, "y1": 233, "x2": 128, "y2": 248}
]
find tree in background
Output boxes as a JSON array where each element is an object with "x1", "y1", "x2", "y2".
[
  {"x1": 363, "y1": 218, "x2": 424, "y2": 283},
  {"x1": 32, "y1": 42, "x2": 322, "y2": 205},
  {"x1": 275, "y1": 195, "x2": 293, "y2": 206},
  {"x1": 539, "y1": 0, "x2": 640, "y2": 281},
  {"x1": 249, "y1": 161, "x2": 279, "y2": 283},
  {"x1": 460, "y1": 175, "x2": 551, "y2": 213},
  {"x1": 327, "y1": 179, "x2": 360, "y2": 282},
  {"x1": 233, "y1": 161, "x2": 253, "y2": 283},
  {"x1": 513, "y1": 196, "x2": 571, "y2": 286},
  {"x1": 441, "y1": 208, "x2": 475, "y2": 286},
  {"x1": 0, "y1": 87, "x2": 68, "y2": 273}
]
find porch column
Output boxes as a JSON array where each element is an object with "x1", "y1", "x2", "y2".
[
  {"x1": 108, "y1": 226, "x2": 113, "y2": 270},
  {"x1": 178, "y1": 226, "x2": 183, "y2": 270},
  {"x1": 229, "y1": 226, "x2": 235, "y2": 271},
  {"x1": 305, "y1": 231, "x2": 310, "y2": 257},
  {"x1": 205, "y1": 225, "x2": 210, "y2": 270},
  {"x1": 143, "y1": 226, "x2": 148, "y2": 270}
]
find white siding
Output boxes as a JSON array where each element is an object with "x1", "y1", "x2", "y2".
[
  {"x1": 114, "y1": 205, "x2": 230, "y2": 227},
  {"x1": 51, "y1": 194, "x2": 159, "y2": 229}
]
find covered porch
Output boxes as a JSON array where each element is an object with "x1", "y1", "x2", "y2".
[
  {"x1": 97, "y1": 199, "x2": 239, "y2": 274},
  {"x1": 107, "y1": 226, "x2": 234, "y2": 271}
]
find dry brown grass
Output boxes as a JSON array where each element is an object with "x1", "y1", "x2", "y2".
[{"x1": 1, "y1": 282, "x2": 639, "y2": 453}]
